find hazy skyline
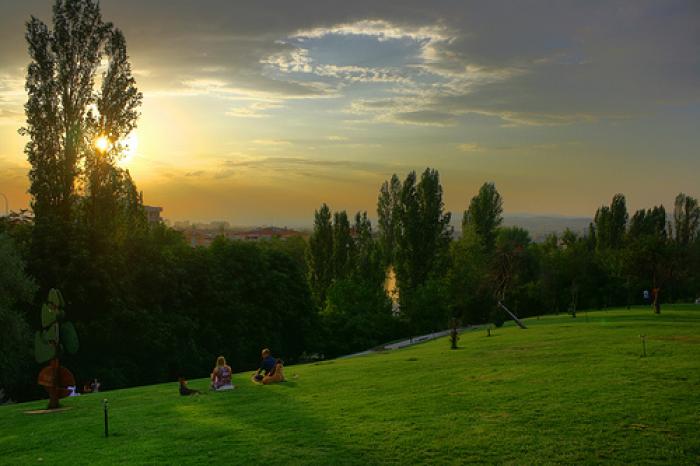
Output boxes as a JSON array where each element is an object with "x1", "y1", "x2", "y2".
[{"x1": 1, "y1": 0, "x2": 698, "y2": 226}]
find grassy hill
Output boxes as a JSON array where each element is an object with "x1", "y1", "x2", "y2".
[{"x1": 1, "y1": 306, "x2": 699, "y2": 465}]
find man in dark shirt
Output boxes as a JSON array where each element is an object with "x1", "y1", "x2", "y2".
[{"x1": 253, "y1": 348, "x2": 284, "y2": 383}]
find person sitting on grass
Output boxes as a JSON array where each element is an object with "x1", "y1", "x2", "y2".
[
  {"x1": 179, "y1": 377, "x2": 201, "y2": 396},
  {"x1": 252, "y1": 348, "x2": 285, "y2": 384},
  {"x1": 210, "y1": 356, "x2": 235, "y2": 391}
]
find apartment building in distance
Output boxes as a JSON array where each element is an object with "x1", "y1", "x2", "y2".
[
  {"x1": 144, "y1": 205, "x2": 163, "y2": 224},
  {"x1": 174, "y1": 223, "x2": 303, "y2": 247}
]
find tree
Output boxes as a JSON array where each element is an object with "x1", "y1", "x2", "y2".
[
  {"x1": 609, "y1": 194, "x2": 628, "y2": 249},
  {"x1": 353, "y1": 211, "x2": 385, "y2": 287},
  {"x1": 457, "y1": 183, "x2": 508, "y2": 325},
  {"x1": 673, "y1": 193, "x2": 700, "y2": 247},
  {"x1": 536, "y1": 234, "x2": 567, "y2": 315},
  {"x1": 306, "y1": 204, "x2": 334, "y2": 306},
  {"x1": 311, "y1": 210, "x2": 395, "y2": 357},
  {"x1": 463, "y1": 182, "x2": 503, "y2": 252},
  {"x1": 377, "y1": 174, "x2": 401, "y2": 265},
  {"x1": 594, "y1": 194, "x2": 628, "y2": 250},
  {"x1": 21, "y1": 0, "x2": 142, "y2": 291},
  {"x1": 388, "y1": 168, "x2": 452, "y2": 334},
  {"x1": 624, "y1": 204, "x2": 672, "y2": 311},
  {"x1": 332, "y1": 210, "x2": 353, "y2": 279},
  {"x1": 493, "y1": 226, "x2": 532, "y2": 302},
  {"x1": 0, "y1": 234, "x2": 37, "y2": 401},
  {"x1": 448, "y1": 225, "x2": 490, "y2": 324},
  {"x1": 629, "y1": 206, "x2": 667, "y2": 239},
  {"x1": 394, "y1": 169, "x2": 452, "y2": 292}
]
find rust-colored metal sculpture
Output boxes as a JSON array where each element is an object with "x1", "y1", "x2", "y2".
[{"x1": 35, "y1": 289, "x2": 79, "y2": 409}]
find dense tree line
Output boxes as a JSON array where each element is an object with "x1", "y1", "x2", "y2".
[{"x1": 309, "y1": 176, "x2": 700, "y2": 344}]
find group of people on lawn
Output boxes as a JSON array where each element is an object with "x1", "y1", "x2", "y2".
[{"x1": 208, "y1": 348, "x2": 285, "y2": 391}]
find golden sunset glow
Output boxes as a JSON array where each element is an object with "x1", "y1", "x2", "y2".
[
  {"x1": 94, "y1": 135, "x2": 109, "y2": 153},
  {"x1": 118, "y1": 131, "x2": 138, "y2": 166},
  {"x1": 0, "y1": 1, "x2": 697, "y2": 227}
]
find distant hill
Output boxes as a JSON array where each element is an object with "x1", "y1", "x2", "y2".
[{"x1": 502, "y1": 214, "x2": 591, "y2": 241}]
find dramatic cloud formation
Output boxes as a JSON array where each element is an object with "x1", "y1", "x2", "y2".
[{"x1": 0, "y1": 0, "x2": 698, "y2": 224}]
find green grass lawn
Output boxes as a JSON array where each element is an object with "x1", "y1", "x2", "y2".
[{"x1": 2, "y1": 305, "x2": 699, "y2": 465}]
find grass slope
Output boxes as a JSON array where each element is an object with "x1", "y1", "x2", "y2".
[{"x1": 1, "y1": 306, "x2": 699, "y2": 465}]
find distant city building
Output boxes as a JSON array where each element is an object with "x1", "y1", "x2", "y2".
[
  {"x1": 175, "y1": 224, "x2": 302, "y2": 247},
  {"x1": 230, "y1": 226, "x2": 300, "y2": 241},
  {"x1": 182, "y1": 229, "x2": 215, "y2": 247},
  {"x1": 144, "y1": 205, "x2": 163, "y2": 224}
]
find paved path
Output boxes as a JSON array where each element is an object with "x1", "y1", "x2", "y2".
[{"x1": 338, "y1": 326, "x2": 483, "y2": 359}]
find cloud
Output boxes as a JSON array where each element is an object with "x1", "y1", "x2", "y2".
[
  {"x1": 2, "y1": 1, "x2": 697, "y2": 128},
  {"x1": 0, "y1": 72, "x2": 25, "y2": 126},
  {"x1": 213, "y1": 155, "x2": 394, "y2": 181},
  {"x1": 251, "y1": 139, "x2": 292, "y2": 146},
  {"x1": 457, "y1": 143, "x2": 482, "y2": 152},
  {"x1": 226, "y1": 101, "x2": 284, "y2": 118},
  {"x1": 392, "y1": 110, "x2": 456, "y2": 126},
  {"x1": 293, "y1": 19, "x2": 449, "y2": 43}
]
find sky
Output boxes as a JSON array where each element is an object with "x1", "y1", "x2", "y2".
[{"x1": 0, "y1": 0, "x2": 698, "y2": 227}]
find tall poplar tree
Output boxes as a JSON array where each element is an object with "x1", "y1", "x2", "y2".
[
  {"x1": 377, "y1": 174, "x2": 401, "y2": 265},
  {"x1": 332, "y1": 211, "x2": 353, "y2": 279},
  {"x1": 21, "y1": 0, "x2": 142, "y2": 289},
  {"x1": 379, "y1": 168, "x2": 452, "y2": 333},
  {"x1": 673, "y1": 193, "x2": 700, "y2": 246},
  {"x1": 306, "y1": 204, "x2": 334, "y2": 306}
]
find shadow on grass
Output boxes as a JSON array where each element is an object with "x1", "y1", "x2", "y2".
[{"x1": 168, "y1": 383, "x2": 381, "y2": 464}]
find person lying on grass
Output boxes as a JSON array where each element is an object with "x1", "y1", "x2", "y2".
[
  {"x1": 179, "y1": 377, "x2": 201, "y2": 396},
  {"x1": 252, "y1": 348, "x2": 285, "y2": 384},
  {"x1": 210, "y1": 356, "x2": 235, "y2": 390}
]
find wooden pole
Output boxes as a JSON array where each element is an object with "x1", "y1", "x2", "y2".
[{"x1": 103, "y1": 399, "x2": 109, "y2": 437}]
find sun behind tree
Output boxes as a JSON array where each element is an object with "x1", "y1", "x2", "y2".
[
  {"x1": 21, "y1": 0, "x2": 143, "y2": 290},
  {"x1": 94, "y1": 135, "x2": 110, "y2": 153}
]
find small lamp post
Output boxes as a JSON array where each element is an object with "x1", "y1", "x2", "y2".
[{"x1": 103, "y1": 399, "x2": 109, "y2": 437}]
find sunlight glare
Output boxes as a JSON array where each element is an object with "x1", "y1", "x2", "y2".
[
  {"x1": 95, "y1": 135, "x2": 109, "y2": 153},
  {"x1": 120, "y1": 131, "x2": 138, "y2": 166}
]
